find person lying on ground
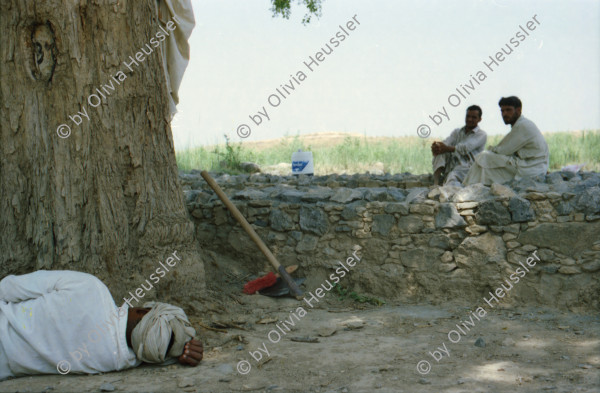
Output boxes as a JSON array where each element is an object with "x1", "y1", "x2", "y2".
[
  {"x1": 431, "y1": 105, "x2": 487, "y2": 186},
  {"x1": 463, "y1": 96, "x2": 549, "y2": 186},
  {"x1": 0, "y1": 270, "x2": 203, "y2": 380}
]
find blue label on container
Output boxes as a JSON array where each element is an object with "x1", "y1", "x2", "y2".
[{"x1": 292, "y1": 160, "x2": 309, "y2": 172}]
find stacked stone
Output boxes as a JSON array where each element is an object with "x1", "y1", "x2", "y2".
[{"x1": 182, "y1": 170, "x2": 600, "y2": 310}]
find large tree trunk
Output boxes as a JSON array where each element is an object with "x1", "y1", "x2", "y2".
[{"x1": 0, "y1": 1, "x2": 205, "y2": 303}]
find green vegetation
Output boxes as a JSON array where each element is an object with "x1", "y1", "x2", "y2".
[
  {"x1": 334, "y1": 284, "x2": 386, "y2": 307},
  {"x1": 176, "y1": 130, "x2": 600, "y2": 175}
]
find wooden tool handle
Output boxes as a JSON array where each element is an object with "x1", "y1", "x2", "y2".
[{"x1": 200, "y1": 171, "x2": 304, "y2": 299}]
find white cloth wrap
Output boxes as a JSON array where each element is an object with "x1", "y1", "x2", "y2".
[{"x1": 131, "y1": 301, "x2": 196, "y2": 363}]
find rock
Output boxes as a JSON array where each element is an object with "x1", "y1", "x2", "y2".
[
  {"x1": 574, "y1": 187, "x2": 600, "y2": 215},
  {"x1": 404, "y1": 187, "x2": 429, "y2": 204},
  {"x1": 440, "y1": 251, "x2": 454, "y2": 262},
  {"x1": 384, "y1": 202, "x2": 409, "y2": 215},
  {"x1": 330, "y1": 188, "x2": 363, "y2": 203},
  {"x1": 509, "y1": 177, "x2": 549, "y2": 193},
  {"x1": 342, "y1": 320, "x2": 366, "y2": 330},
  {"x1": 299, "y1": 207, "x2": 329, "y2": 236},
  {"x1": 523, "y1": 191, "x2": 547, "y2": 200},
  {"x1": 254, "y1": 219, "x2": 268, "y2": 227},
  {"x1": 270, "y1": 209, "x2": 294, "y2": 231},
  {"x1": 555, "y1": 201, "x2": 573, "y2": 215},
  {"x1": 372, "y1": 214, "x2": 396, "y2": 236},
  {"x1": 177, "y1": 377, "x2": 195, "y2": 388},
  {"x1": 410, "y1": 204, "x2": 435, "y2": 215},
  {"x1": 387, "y1": 188, "x2": 406, "y2": 201},
  {"x1": 301, "y1": 187, "x2": 334, "y2": 202},
  {"x1": 435, "y1": 203, "x2": 467, "y2": 229},
  {"x1": 452, "y1": 183, "x2": 491, "y2": 202},
  {"x1": 502, "y1": 223, "x2": 521, "y2": 234},
  {"x1": 581, "y1": 260, "x2": 600, "y2": 272},
  {"x1": 341, "y1": 202, "x2": 362, "y2": 220},
  {"x1": 474, "y1": 338, "x2": 485, "y2": 347},
  {"x1": 438, "y1": 185, "x2": 463, "y2": 203},
  {"x1": 428, "y1": 187, "x2": 442, "y2": 200},
  {"x1": 540, "y1": 265, "x2": 559, "y2": 274},
  {"x1": 184, "y1": 190, "x2": 202, "y2": 205},
  {"x1": 429, "y1": 235, "x2": 452, "y2": 250},
  {"x1": 578, "y1": 364, "x2": 594, "y2": 369},
  {"x1": 401, "y1": 248, "x2": 444, "y2": 271},
  {"x1": 296, "y1": 234, "x2": 319, "y2": 252},
  {"x1": 455, "y1": 232, "x2": 505, "y2": 268},
  {"x1": 558, "y1": 266, "x2": 581, "y2": 274},
  {"x1": 476, "y1": 200, "x2": 512, "y2": 225},
  {"x1": 363, "y1": 187, "x2": 400, "y2": 202},
  {"x1": 466, "y1": 225, "x2": 487, "y2": 235},
  {"x1": 362, "y1": 238, "x2": 390, "y2": 263},
  {"x1": 249, "y1": 173, "x2": 267, "y2": 183},
  {"x1": 506, "y1": 241, "x2": 520, "y2": 249},
  {"x1": 279, "y1": 189, "x2": 306, "y2": 203},
  {"x1": 397, "y1": 215, "x2": 424, "y2": 234},
  {"x1": 459, "y1": 209, "x2": 475, "y2": 216},
  {"x1": 502, "y1": 233, "x2": 517, "y2": 241},
  {"x1": 100, "y1": 383, "x2": 115, "y2": 392},
  {"x1": 456, "y1": 201, "x2": 479, "y2": 210},
  {"x1": 240, "y1": 162, "x2": 261, "y2": 173},
  {"x1": 490, "y1": 183, "x2": 516, "y2": 198},
  {"x1": 517, "y1": 222, "x2": 600, "y2": 255},
  {"x1": 580, "y1": 176, "x2": 600, "y2": 189},
  {"x1": 233, "y1": 189, "x2": 266, "y2": 200},
  {"x1": 509, "y1": 197, "x2": 536, "y2": 222},
  {"x1": 546, "y1": 172, "x2": 565, "y2": 184},
  {"x1": 439, "y1": 262, "x2": 457, "y2": 272}
]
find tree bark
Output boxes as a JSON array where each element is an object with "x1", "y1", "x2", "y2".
[{"x1": 0, "y1": 0, "x2": 205, "y2": 302}]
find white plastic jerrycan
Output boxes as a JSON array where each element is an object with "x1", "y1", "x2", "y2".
[{"x1": 291, "y1": 149, "x2": 314, "y2": 176}]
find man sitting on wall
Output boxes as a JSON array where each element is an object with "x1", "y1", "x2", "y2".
[
  {"x1": 464, "y1": 96, "x2": 549, "y2": 186},
  {"x1": 432, "y1": 105, "x2": 488, "y2": 186},
  {"x1": 0, "y1": 270, "x2": 203, "y2": 380}
]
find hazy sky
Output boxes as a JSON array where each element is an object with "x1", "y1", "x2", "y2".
[{"x1": 172, "y1": 0, "x2": 600, "y2": 149}]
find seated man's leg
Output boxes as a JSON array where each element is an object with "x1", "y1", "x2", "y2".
[
  {"x1": 0, "y1": 352, "x2": 11, "y2": 380},
  {"x1": 444, "y1": 164, "x2": 469, "y2": 187},
  {"x1": 463, "y1": 151, "x2": 516, "y2": 186},
  {"x1": 432, "y1": 154, "x2": 448, "y2": 186}
]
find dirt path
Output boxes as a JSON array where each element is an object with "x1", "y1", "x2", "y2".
[{"x1": 1, "y1": 296, "x2": 598, "y2": 393}]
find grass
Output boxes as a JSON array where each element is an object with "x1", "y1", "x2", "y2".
[
  {"x1": 176, "y1": 130, "x2": 600, "y2": 175},
  {"x1": 334, "y1": 284, "x2": 386, "y2": 307}
]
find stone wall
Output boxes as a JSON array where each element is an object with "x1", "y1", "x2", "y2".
[{"x1": 181, "y1": 171, "x2": 600, "y2": 311}]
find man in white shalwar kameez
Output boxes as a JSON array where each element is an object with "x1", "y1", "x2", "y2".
[
  {"x1": 464, "y1": 96, "x2": 549, "y2": 186},
  {"x1": 431, "y1": 105, "x2": 487, "y2": 186},
  {"x1": 157, "y1": 0, "x2": 195, "y2": 119},
  {"x1": 0, "y1": 270, "x2": 203, "y2": 380}
]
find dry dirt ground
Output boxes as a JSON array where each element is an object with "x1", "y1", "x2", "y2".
[{"x1": 1, "y1": 294, "x2": 598, "y2": 393}]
